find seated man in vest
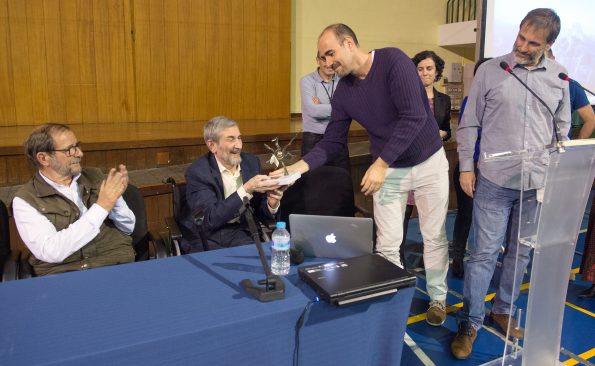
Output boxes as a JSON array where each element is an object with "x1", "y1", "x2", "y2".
[
  {"x1": 184, "y1": 116, "x2": 284, "y2": 251},
  {"x1": 12, "y1": 123, "x2": 136, "y2": 276}
]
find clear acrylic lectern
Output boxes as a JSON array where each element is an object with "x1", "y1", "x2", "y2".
[{"x1": 480, "y1": 139, "x2": 595, "y2": 366}]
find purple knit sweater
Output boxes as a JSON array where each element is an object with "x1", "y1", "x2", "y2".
[{"x1": 303, "y1": 48, "x2": 443, "y2": 169}]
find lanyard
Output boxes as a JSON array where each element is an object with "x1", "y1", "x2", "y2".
[{"x1": 320, "y1": 78, "x2": 335, "y2": 102}]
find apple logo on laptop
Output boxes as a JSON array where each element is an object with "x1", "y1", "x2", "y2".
[{"x1": 325, "y1": 233, "x2": 337, "y2": 244}]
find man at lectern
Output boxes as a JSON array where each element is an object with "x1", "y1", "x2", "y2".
[{"x1": 452, "y1": 8, "x2": 571, "y2": 359}]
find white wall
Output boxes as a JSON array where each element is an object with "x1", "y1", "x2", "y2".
[{"x1": 291, "y1": 0, "x2": 475, "y2": 113}]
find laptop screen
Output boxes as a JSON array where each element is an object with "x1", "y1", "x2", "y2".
[{"x1": 289, "y1": 214, "x2": 373, "y2": 259}]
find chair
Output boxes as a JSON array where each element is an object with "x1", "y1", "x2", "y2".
[
  {"x1": 163, "y1": 177, "x2": 209, "y2": 255},
  {"x1": 2, "y1": 184, "x2": 168, "y2": 281},
  {"x1": 1, "y1": 199, "x2": 34, "y2": 281},
  {"x1": 163, "y1": 177, "x2": 274, "y2": 255},
  {"x1": 0, "y1": 200, "x2": 16, "y2": 281},
  {"x1": 121, "y1": 184, "x2": 169, "y2": 260},
  {"x1": 278, "y1": 166, "x2": 359, "y2": 230}
]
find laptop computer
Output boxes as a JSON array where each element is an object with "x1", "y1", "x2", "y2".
[
  {"x1": 298, "y1": 254, "x2": 417, "y2": 306},
  {"x1": 289, "y1": 214, "x2": 373, "y2": 259}
]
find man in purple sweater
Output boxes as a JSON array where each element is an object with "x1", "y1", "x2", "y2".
[{"x1": 282, "y1": 24, "x2": 450, "y2": 325}]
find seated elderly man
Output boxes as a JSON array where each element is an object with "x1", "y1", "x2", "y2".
[
  {"x1": 184, "y1": 116, "x2": 284, "y2": 251},
  {"x1": 12, "y1": 123, "x2": 136, "y2": 276}
]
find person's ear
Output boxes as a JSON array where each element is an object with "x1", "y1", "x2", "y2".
[
  {"x1": 36, "y1": 152, "x2": 51, "y2": 167},
  {"x1": 206, "y1": 140, "x2": 217, "y2": 154}
]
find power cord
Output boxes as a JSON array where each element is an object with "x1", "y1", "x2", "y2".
[{"x1": 293, "y1": 297, "x2": 320, "y2": 366}]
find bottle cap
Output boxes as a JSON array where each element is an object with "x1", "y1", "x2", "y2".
[{"x1": 276, "y1": 221, "x2": 286, "y2": 229}]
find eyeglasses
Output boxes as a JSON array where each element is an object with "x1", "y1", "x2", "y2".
[{"x1": 50, "y1": 142, "x2": 82, "y2": 157}]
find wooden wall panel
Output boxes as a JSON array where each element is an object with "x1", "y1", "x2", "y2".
[
  {"x1": 26, "y1": 0, "x2": 50, "y2": 124},
  {"x1": 61, "y1": 0, "x2": 84, "y2": 123},
  {"x1": 204, "y1": 0, "x2": 232, "y2": 117},
  {"x1": 177, "y1": 0, "x2": 204, "y2": 121},
  {"x1": 0, "y1": 0, "x2": 291, "y2": 128},
  {"x1": 148, "y1": 0, "x2": 166, "y2": 122},
  {"x1": 7, "y1": 0, "x2": 34, "y2": 124},
  {"x1": 0, "y1": 156, "x2": 6, "y2": 185},
  {"x1": 0, "y1": 0, "x2": 17, "y2": 125},
  {"x1": 144, "y1": 192, "x2": 171, "y2": 233},
  {"x1": 164, "y1": 0, "x2": 181, "y2": 122},
  {"x1": 122, "y1": 0, "x2": 137, "y2": 122},
  {"x1": 44, "y1": 0, "x2": 67, "y2": 122},
  {"x1": 77, "y1": 0, "x2": 99, "y2": 123},
  {"x1": 272, "y1": 0, "x2": 291, "y2": 118},
  {"x1": 229, "y1": 0, "x2": 244, "y2": 119},
  {"x1": 93, "y1": 0, "x2": 112, "y2": 123},
  {"x1": 241, "y1": 0, "x2": 259, "y2": 119}
]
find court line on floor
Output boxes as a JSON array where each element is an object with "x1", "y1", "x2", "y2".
[
  {"x1": 562, "y1": 347, "x2": 595, "y2": 366},
  {"x1": 565, "y1": 301, "x2": 595, "y2": 318},
  {"x1": 404, "y1": 332, "x2": 437, "y2": 366},
  {"x1": 409, "y1": 268, "x2": 585, "y2": 325},
  {"x1": 409, "y1": 268, "x2": 592, "y2": 364},
  {"x1": 408, "y1": 277, "x2": 530, "y2": 325}
]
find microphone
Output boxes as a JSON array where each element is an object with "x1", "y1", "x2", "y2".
[
  {"x1": 192, "y1": 207, "x2": 205, "y2": 226},
  {"x1": 239, "y1": 196, "x2": 285, "y2": 302},
  {"x1": 558, "y1": 73, "x2": 595, "y2": 97},
  {"x1": 499, "y1": 61, "x2": 562, "y2": 144}
]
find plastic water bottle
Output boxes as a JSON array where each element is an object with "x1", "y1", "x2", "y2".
[{"x1": 271, "y1": 221, "x2": 290, "y2": 276}]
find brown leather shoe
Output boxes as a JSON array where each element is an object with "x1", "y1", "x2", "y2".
[
  {"x1": 490, "y1": 312, "x2": 524, "y2": 339},
  {"x1": 451, "y1": 322, "x2": 477, "y2": 360},
  {"x1": 426, "y1": 300, "x2": 446, "y2": 326},
  {"x1": 578, "y1": 284, "x2": 595, "y2": 298}
]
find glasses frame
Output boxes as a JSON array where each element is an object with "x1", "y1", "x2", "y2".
[{"x1": 49, "y1": 142, "x2": 82, "y2": 157}]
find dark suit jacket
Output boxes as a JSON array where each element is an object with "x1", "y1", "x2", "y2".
[
  {"x1": 433, "y1": 88, "x2": 452, "y2": 141},
  {"x1": 184, "y1": 152, "x2": 274, "y2": 243}
]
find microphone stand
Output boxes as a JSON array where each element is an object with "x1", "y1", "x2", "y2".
[
  {"x1": 572, "y1": 81, "x2": 595, "y2": 97},
  {"x1": 560, "y1": 73, "x2": 595, "y2": 97},
  {"x1": 239, "y1": 197, "x2": 285, "y2": 302},
  {"x1": 501, "y1": 62, "x2": 564, "y2": 152}
]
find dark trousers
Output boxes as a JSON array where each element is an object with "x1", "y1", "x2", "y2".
[
  {"x1": 580, "y1": 194, "x2": 595, "y2": 283},
  {"x1": 452, "y1": 162, "x2": 474, "y2": 260},
  {"x1": 205, "y1": 223, "x2": 253, "y2": 251},
  {"x1": 301, "y1": 132, "x2": 351, "y2": 174}
]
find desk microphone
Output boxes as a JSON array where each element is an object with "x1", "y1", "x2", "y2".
[
  {"x1": 239, "y1": 197, "x2": 285, "y2": 302},
  {"x1": 499, "y1": 61, "x2": 562, "y2": 145},
  {"x1": 558, "y1": 73, "x2": 595, "y2": 97},
  {"x1": 192, "y1": 207, "x2": 205, "y2": 226}
]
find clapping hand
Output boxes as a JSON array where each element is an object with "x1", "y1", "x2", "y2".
[{"x1": 96, "y1": 165, "x2": 128, "y2": 211}]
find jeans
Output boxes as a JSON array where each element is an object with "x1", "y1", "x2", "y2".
[
  {"x1": 458, "y1": 174, "x2": 536, "y2": 329},
  {"x1": 374, "y1": 148, "x2": 450, "y2": 301}
]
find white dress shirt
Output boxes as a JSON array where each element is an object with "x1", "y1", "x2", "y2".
[
  {"x1": 215, "y1": 159, "x2": 279, "y2": 221},
  {"x1": 12, "y1": 172, "x2": 135, "y2": 263}
]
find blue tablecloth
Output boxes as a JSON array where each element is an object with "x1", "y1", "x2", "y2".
[{"x1": 0, "y1": 244, "x2": 414, "y2": 365}]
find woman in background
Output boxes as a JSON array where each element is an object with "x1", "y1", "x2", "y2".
[{"x1": 412, "y1": 50, "x2": 451, "y2": 141}]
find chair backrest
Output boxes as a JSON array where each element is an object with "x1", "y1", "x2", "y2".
[
  {"x1": 279, "y1": 166, "x2": 356, "y2": 230},
  {"x1": 122, "y1": 184, "x2": 149, "y2": 261},
  {"x1": 165, "y1": 178, "x2": 209, "y2": 253},
  {"x1": 0, "y1": 200, "x2": 11, "y2": 277}
]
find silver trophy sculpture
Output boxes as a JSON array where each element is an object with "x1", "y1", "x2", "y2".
[{"x1": 264, "y1": 135, "x2": 297, "y2": 175}]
